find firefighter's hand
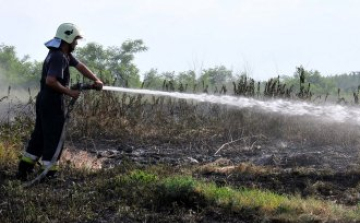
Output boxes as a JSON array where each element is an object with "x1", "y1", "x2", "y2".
[
  {"x1": 69, "y1": 89, "x2": 81, "y2": 99},
  {"x1": 93, "y1": 79, "x2": 104, "y2": 91}
]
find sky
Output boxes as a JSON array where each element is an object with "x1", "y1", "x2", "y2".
[{"x1": 1, "y1": 0, "x2": 360, "y2": 81}]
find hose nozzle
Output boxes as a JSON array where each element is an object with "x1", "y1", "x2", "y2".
[{"x1": 71, "y1": 83, "x2": 102, "y2": 91}]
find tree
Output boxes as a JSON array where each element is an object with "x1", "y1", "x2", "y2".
[
  {"x1": 0, "y1": 44, "x2": 40, "y2": 87},
  {"x1": 198, "y1": 65, "x2": 233, "y2": 91},
  {"x1": 283, "y1": 66, "x2": 337, "y2": 95},
  {"x1": 73, "y1": 43, "x2": 110, "y2": 83},
  {"x1": 143, "y1": 69, "x2": 164, "y2": 89},
  {"x1": 74, "y1": 39, "x2": 147, "y2": 87},
  {"x1": 176, "y1": 70, "x2": 196, "y2": 88},
  {"x1": 108, "y1": 39, "x2": 148, "y2": 87}
]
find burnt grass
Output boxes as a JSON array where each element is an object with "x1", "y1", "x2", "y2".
[
  {"x1": 81, "y1": 136, "x2": 360, "y2": 206},
  {"x1": 3, "y1": 92, "x2": 360, "y2": 222},
  {"x1": 42, "y1": 135, "x2": 360, "y2": 223},
  {"x1": 58, "y1": 121, "x2": 360, "y2": 222}
]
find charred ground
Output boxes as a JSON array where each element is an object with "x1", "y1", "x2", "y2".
[{"x1": 2, "y1": 91, "x2": 360, "y2": 222}]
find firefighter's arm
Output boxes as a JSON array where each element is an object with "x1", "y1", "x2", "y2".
[
  {"x1": 46, "y1": 76, "x2": 80, "y2": 99},
  {"x1": 75, "y1": 62, "x2": 104, "y2": 88}
]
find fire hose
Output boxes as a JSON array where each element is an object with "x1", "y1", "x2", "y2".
[{"x1": 23, "y1": 83, "x2": 102, "y2": 188}]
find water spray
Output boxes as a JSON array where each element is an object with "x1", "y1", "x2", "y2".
[{"x1": 102, "y1": 86, "x2": 360, "y2": 126}]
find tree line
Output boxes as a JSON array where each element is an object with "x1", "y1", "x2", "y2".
[{"x1": 0, "y1": 41, "x2": 359, "y2": 100}]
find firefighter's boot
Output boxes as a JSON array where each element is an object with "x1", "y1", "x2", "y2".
[
  {"x1": 16, "y1": 153, "x2": 38, "y2": 181},
  {"x1": 16, "y1": 160, "x2": 35, "y2": 181},
  {"x1": 41, "y1": 161, "x2": 60, "y2": 180}
]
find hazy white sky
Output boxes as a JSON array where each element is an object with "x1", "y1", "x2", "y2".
[{"x1": 1, "y1": 0, "x2": 360, "y2": 80}]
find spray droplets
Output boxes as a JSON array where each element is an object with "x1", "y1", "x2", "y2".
[{"x1": 102, "y1": 86, "x2": 360, "y2": 126}]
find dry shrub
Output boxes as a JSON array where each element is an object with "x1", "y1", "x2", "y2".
[
  {"x1": 66, "y1": 90, "x2": 360, "y2": 149},
  {"x1": 2, "y1": 88, "x2": 359, "y2": 149},
  {"x1": 198, "y1": 161, "x2": 277, "y2": 176}
]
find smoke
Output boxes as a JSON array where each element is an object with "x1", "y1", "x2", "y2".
[
  {"x1": 0, "y1": 66, "x2": 8, "y2": 95},
  {"x1": 0, "y1": 63, "x2": 37, "y2": 122},
  {"x1": 0, "y1": 61, "x2": 38, "y2": 97}
]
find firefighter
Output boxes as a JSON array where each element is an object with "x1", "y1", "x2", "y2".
[{"x1": 16, "y1": 23, "x2": 103, "y2": 181}]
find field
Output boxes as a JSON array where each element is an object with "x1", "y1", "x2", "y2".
[{"x1": 2, "y1": 88, "x2": 360, "y2": 222}]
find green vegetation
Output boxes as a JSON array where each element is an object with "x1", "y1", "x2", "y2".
[
  {"x1": 0, "y1": 44, "x2": 41, "y2": 88},
  {"x1": 73, "y1": 40, "x2": 148, "y2": 87}
]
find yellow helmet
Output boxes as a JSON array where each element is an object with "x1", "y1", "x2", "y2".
[{"x1": 45, "y1": 23, "x2": 83, "y2": 48}]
